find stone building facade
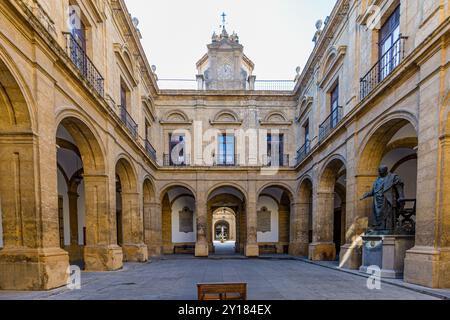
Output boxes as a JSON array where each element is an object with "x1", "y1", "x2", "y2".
[{"x1": 0, "y1": 0, "x2": 448, "y2": 291}]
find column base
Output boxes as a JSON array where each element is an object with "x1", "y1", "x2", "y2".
[
  {"x1": 245, "y1": 243, "x2": 259, "y2": 257},
  {"x1": 122, "y1": 244, "x2": 149, "y2": 262},
  {"x1": 309, "y1": 242, "x2": 336, "y2": 261},
  {"x1": 289, "y1": 242, "x2": 309, "y2": 257},
  {"x1": 84, "y1": 245, "x2": 123, "y2": 271},
  {"x1": 0, "y1": 247, "x2": 69, "y2": 291},
  {"x1": 147, "y1": 245, "x2": 162, "y2": 257},
  {"x1": 339, "y1": 243, "x2": 362, "y2": 269},
  {"x1": 65, "y1": 244, "x2": 84, "y2": 265},
  {"x1": 404, "y1": 246, "x2": 450, "y2": 289},
  {"x1": 195, "y1": 242, "x2": 209, "y2": 257}
]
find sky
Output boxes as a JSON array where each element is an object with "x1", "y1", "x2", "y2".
[{"x1": 124, "y1": 0, "x2": 337, "y2": 81}]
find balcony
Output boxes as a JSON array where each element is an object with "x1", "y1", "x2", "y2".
[
  {"x1": 213, "y1": 154, "x2": 239, "y2": 167},
  {"x1": 64, "y1": 33, "x2": 104, "y2": 97},
  {"x1": 163, "y1": 154, "x2": 191, "y2": 167},
  {"x1": 296, "y1": 140, "x2": 311, "y2": 165},
  {"x1": 145, "y1": 140, "x2": 157, "y2": 162},
  {"x1": 118, "y1": 105, "x2": 138, "y2": 139},
  {"x1": 360, "y1": 36, "x2": 406, "y2": 100},
  {"x1": 319, "y1": 106, "x2": 343, "y2": 142},
  {"x1": 262, "y1": 154, "x2": 290, "y2": 167}
]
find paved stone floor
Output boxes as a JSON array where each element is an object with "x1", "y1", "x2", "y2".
[{"x1": 0, "y1": 257, "x2": 447, "y2": 300}]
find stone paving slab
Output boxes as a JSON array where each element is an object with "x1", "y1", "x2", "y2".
[{"x1": 0, "y1": 257, "x2": 445, "y2": 300}]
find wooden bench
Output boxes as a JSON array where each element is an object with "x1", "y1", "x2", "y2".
[{"x1": 197, "y1": 283, "x2": 247, "y2": 301}]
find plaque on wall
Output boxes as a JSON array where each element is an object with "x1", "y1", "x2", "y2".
[
  {"x1": 257, "y1": 207, "x2": 272, "y2": 233},
  {"x1": 179, "y1": 207, "x2": 194, "y2": 233}
]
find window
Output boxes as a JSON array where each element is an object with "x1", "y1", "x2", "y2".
[
  {"x1": 169, "y1": 133, "x2": 186, "y2": 166},
  {"x1": 217, "y1": 133, "x2": 235, "y2": 166},
  {"x1": 267, "y1": 133, "x2": 285, "y2": 166},
  {"x1": 304, "y1": 121, "x2": 310, "y2": 145},
  {"x1": 379, "y1": 6, "x2": 401, "y2": 80},
  {"x1": 330, "y1": 83, "x2": 339, "y2": 128},
  {"x1": 145, "y1": 120, "x2": 150, "y2": 141},
  {"x1": 120, "y1": 82, "x2": 128, "y2": 109}
]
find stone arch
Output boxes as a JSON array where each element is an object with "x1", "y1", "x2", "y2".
[
  {"x1": 318, "y1": 154, "x2": 347, "y2": 192},
  {"x1": 257, "y1": 184, "x2": 293, "y2": 254},
  {"x1": 357, "y1": 112, "x2": 418, "y2": 174},
  {"x1": 320, "y1": 47, "x2": 338, "y2": 78},
  {"x1": 257, "y1": 182, "x2": 294, "y2": 202},
  {"x1": 57, "y1": 115, "x2": 106, "y2": 175},
  {"x1": 115, "y1": 156, "x2": 138, "y2": 193},
  {"x1": 158, "y1": 182, "x2": 197, "y2": 202},
  {"x1": 207, "y1": 185, "x2": 247, "y2": 255},
  {"x1": 207, "y1": 182, "x2": 248, "y2": 202},
  {"x1": 159, "y1": 184, "x2": 197, "y2": 255},
  {"x1": 0, "y1": 51, "x2": 35, "y2": 132}
]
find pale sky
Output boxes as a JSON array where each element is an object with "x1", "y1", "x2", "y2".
[{"x1": 125, "y1": 0, "x2": 336, "y2": 80}]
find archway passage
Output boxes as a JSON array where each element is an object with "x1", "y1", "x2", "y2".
[
  {"x1": 257, "y1": 186, "x2": 292, "y2": 255},
  {"x1": 212, "y1": 208, "x2": 237, "y2": 255},
  {"x1": 115, "y1": 158, "x2": 148, "y2": 262},
  {"x1": 56, "y1": 123, "x2": 86, "y2": 269},
  {"x1": 342, "y1": 120, "x2": 419, "y2": 270},
  {"x1": 161, "y1": 186, "x2": 196, "y2": 255},
  {"x1": 310, "y1": 157, "x2": 346, "y2": 261},
  {"x1": 207, "y1": 187, "x2": 246, "y2": 255}
]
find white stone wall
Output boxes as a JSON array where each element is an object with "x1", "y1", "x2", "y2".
[
  {"x1": 257, "y1": 196, "x2": 279, "y2": 243},
  {"x1": 171, "y1": 196, "x2": 196, "y2": 243}
]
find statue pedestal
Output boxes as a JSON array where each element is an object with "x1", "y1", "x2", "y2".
[{"x1": 359, "y1": 235, "x2": 415, "y2": 279}]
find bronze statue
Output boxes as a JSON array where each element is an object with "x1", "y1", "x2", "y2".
[{"x1": 361, "y1": 165, "x2": 405, "y2": 235}]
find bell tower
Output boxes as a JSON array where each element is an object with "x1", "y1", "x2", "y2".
[{"x1": 196, "y1": 13, "x2": 255, "y2": 90}]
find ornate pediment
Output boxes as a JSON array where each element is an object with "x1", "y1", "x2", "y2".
[
  {"x1": 260, "y1": 112, "x2": 292, "y2": 126},
  {"x1": 210, "y1": 110, "x2": 242, "y2": 125},
  {"x1": 160, "y1": 110, "x2": 193, "y2": 125}
]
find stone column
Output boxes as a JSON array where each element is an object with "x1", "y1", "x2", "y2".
[
  {"x1": 245, "y1": 180, "x2": 259, "y2": 257},
  {"x1": 121, "y1": 192, "x2": 148, "y2": 262},
  {"x1": 309, "y1": 191, "x2": 336, "y2": 261},
  {"x1": 289, "y1": 202, "x2": 310, "y2": 256},
  {"x1": 144, "y1": 202, "x2": 162, "y2": 257},
  {"x1": 0, "y1": 136, "x2": 69, "y2": 290},
  {"x1": 67, "y1": 189, "x2": 83, "y2": 263},
  {"x1": 195, "y1": 192, "x2": 209, "y2": 257},
  {"x1": 83, "y1": 174, "x2": 123, "y2": 271}
]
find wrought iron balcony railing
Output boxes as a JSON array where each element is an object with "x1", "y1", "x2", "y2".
[
  {"x1": 262, "y1": 154, "x2": 290, "y2": 167},
  {"x1": 163, "y1": 153, "x2": 191, "y2": 167},
  {"x1": 254, "y1": 80, "x2": 296, "y2": 91},
  {"x1": 145, "y1": 140, "x2": 157, "y2": 162},
  {"x1": 64, "y1": 33, "x2": 104, "y2": 97},
  {"x1": 213, "y1": 154, "x2": 239, "y2": 167},
  {"x1": 360, "y1": 36, "x2": 406, "y2": 100},
  {"x1": 296, "y1": 140, "x2": 311, "y2": 165},
  {"x1": 118, "y1": 105, "x2": 138, "y2": 139},
  {"x1": 319, "y1": 106, "x2": 343, "y2": 142}
]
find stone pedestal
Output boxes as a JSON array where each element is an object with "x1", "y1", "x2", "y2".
[
  {"x1": 309, "y1": 242, "x2": 336, "y2": 261},
  {"x1": 289, "y1": 242, "x2": 309, "y2": 257},
  {"x1": 245, "y1": 243, "x2": 259, "y2": 257},
  {"x1": 0, "y1": 247, "x2": 69, "y2": 291},
  {"x1": 84, "y1": 245, "x2": 123, "y2": 271},
  {"x1": 122, "y1": 243, "x2": 149, "y2": 262},
  {"x1": 195, "y1": 242, "x2": 209, "y2": 257},
  {"x1": 360, "y1": 235, "x2": 415, "y2": 279}
]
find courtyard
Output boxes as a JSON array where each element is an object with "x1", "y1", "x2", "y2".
[{"x1": 0, "y1": 257, "x2": 448, "y2": 300}]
